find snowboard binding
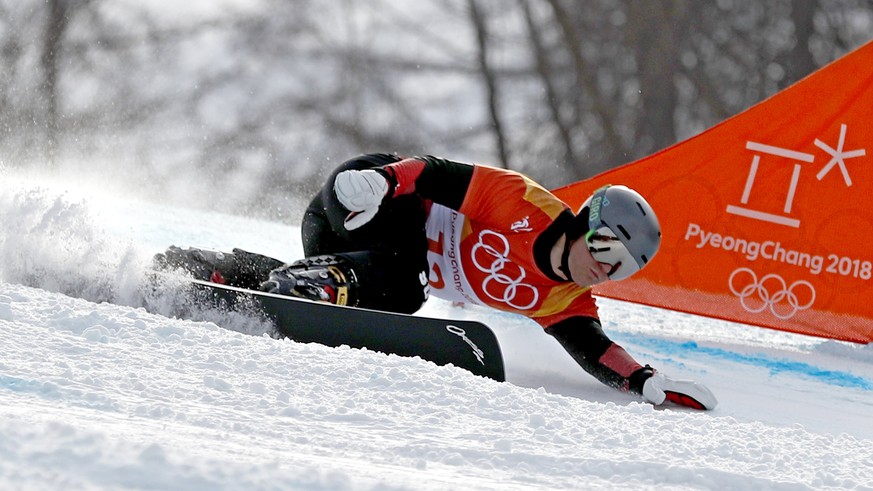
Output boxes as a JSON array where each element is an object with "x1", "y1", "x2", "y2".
[
  {"x1": 154, "y1": 246, "x2": 283, "y2": 291},
  {"x1": 260, "y1": 255, "x2": 359, "y2": 307}
]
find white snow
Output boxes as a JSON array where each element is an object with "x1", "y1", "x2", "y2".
[{"x1": 1, "y1": 172, "x2": 872, "y2": 490}]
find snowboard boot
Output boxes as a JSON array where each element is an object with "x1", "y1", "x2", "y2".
[
  {"x1": 154, "y1": 246, "x2": 284, "y2": 290},
  {"x1": 260, "y1": 255, "x2": 359, "y2": 307}
]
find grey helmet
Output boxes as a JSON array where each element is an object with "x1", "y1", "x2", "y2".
[{"x1": 575, "y1": 184, "x2": 661, "y2": 280}]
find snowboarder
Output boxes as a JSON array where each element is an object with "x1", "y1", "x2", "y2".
[
  {"x1": 289, "y1": 153, "x2": 720, "y2": 409},
  {"x1": 163, "y1": 153, "x2": 717, "y2": 409}
]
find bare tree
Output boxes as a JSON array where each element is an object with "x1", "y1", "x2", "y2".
[
  {"x1": 1, "y1": 0, "x2": 870, "y2": 214},
  {"x1": 40, "y1": 0, "x2": 81, "y2": 166},
  {"x1": 544, "y1": 0, "x2": 628, "y2": 175},
  {"x1": 467, "y1": 0, "x2": 510, "y2": 168},
  {"x1": 778, "y1": 0, "x2": 818, "y2": 89},
  {"x1": 519, "y1": 0, "x2": 578, "y2": 171},
  {"x1": 623, "y1": 0, "x2": 690, "y2": 157}
]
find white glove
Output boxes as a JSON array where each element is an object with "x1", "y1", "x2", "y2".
[
  {"x1": 334, "y1": 170, "x2": 390, "y2": 230},
  {"x1": 642, "y1": 372, "x2": 718, "y2": 410}
]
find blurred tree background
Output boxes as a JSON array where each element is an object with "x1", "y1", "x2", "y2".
[{"x1": 1, "y1": 0, "x2": 871, "y2": 219}]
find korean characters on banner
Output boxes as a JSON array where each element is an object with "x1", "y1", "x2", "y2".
[
  {"x1": 553, "y1": 41, "x2": 873, "y2": 343},
  {"x1": 687, "y1": 125, "x2": 868, "y2": 321}
]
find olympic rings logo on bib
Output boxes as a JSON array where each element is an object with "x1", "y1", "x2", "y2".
[
  {"x1": 728, "y1": 267, "x2": 815, "y2": 320},
  {"x1": 471, "y1": 230, "x2": 539, "y2": 310}
]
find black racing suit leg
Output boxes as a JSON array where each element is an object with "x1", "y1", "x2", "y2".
[{"x1": 300, "y1": 154, "x2": 430, "y2": 314}]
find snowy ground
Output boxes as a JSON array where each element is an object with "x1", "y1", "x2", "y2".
[{"x1": 1, "y1": 172, "x2": 872, "y2": 490}]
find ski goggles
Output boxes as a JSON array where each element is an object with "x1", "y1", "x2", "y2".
[
  {"x1": 585, "y1": 227, "x2": 640, "y2": 281},
  {"x1": 584, "y1": 185, "x2": 639, "y2": 281}
]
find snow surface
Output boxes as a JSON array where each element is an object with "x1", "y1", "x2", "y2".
[{"x1": 1, "y1": 172, "x2": 872, "y2": 490}]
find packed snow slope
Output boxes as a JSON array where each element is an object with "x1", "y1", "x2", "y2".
[{"x1": 1, "y1": 173, "x2": 872, "y2": 490}]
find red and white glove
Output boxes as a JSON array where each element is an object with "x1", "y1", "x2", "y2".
[
  {"x1": 334, "y1": 170, "x2": 391, "y2": 230},
  {"x1": 642, "y1": 372, "x2": 718, "y2": 410}
]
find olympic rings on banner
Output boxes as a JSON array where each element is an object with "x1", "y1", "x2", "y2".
[
  {"x1": 471, "y1": 230, "x2": 539, "y2": 310},
  {"x1": 728, "y1": 267, "x2": 815, "y2": 320}
]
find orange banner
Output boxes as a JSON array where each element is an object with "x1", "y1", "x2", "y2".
[{"x1": 553, "y1": 41, "x2": 873, "y2": 344}]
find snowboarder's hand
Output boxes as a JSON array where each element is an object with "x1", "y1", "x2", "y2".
[
  {"x1": 334, "y1": 170, "x2": 391, "y2": 230},
  {"x1": 642, "y1": 372, "x2": 718, "y2": 410}
]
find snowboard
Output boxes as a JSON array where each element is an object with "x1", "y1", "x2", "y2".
[{"x1": 188, "y1": 279, "x2": 506, "y2": 381}]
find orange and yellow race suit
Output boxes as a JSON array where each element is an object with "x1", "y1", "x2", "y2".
[{"x1": 303, "y1": 154, "x2": 654, "y2": 394}]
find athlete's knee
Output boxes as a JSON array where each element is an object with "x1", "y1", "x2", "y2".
[
  {"x1": 388, "y1": 268, "x2": 429, "y2": 314},
  {"x1": 338, "y1": 251, "x2": 428, "y2": 314}
]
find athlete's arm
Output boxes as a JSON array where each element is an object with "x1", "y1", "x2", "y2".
[
  {"x1": 545, "y1": 316, "x2": 719, "y2": 409},
  {"x1": 332, "y1": 155, "x2": 472, "y2": 230},
  {"x1": 335, "y1": 154, "x2": 563, "y2": 230},
  {"x1": 379, "y1": 155, "x2": 474, "y2": 210},
  {"x1": 545, "y1": 316, "x2": 654, "y2": 394},
  {"x1": 381, "y1": 156, "x2": 566, "y2": 223}
]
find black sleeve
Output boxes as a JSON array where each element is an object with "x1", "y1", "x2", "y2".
[
  {"x1": 545, "y1": 316, "x2": 653, "y2": 394},
  {"x1": 411, "y1": 155, "x2": 475, "y2": 211}
]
